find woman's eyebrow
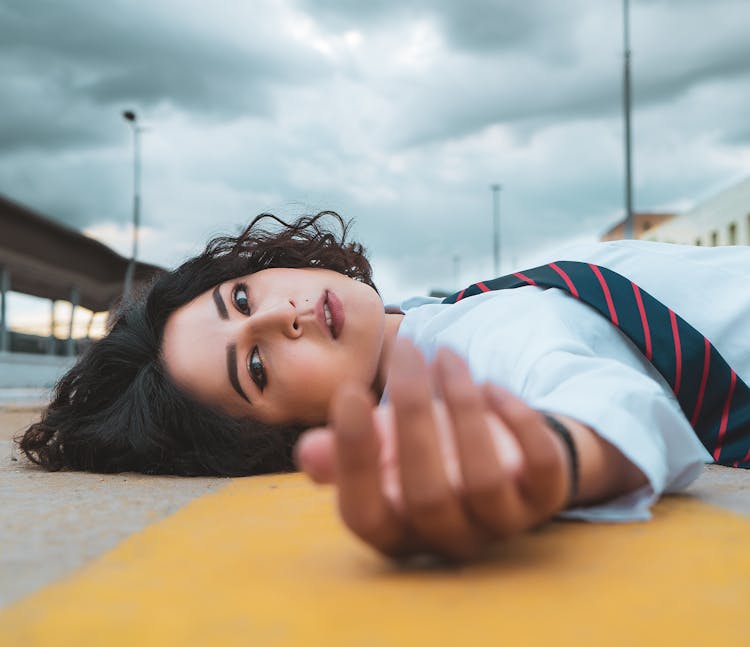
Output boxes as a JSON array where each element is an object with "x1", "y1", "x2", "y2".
[
  {"x1": 214, "y1": 285, "x2": 251, "y2": 404},
  {"x1": 226, "y1": 343, "x2": 251, "y2": 404},
  {"x1": 212, "y1": 285, "x2": 229, "y2": 320}
]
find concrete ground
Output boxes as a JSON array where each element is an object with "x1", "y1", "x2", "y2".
[
  {"x1": 0, "y1": 387, "x2": 51, "y2": 444},
  {"x1": 1, "y1": 401, "x2": 227, "y2": 608},
  {"x1": 1, "y1": 401, "x2": 748, "y2": 645},
  {"x1": 0, "y1": 407, "x2": 44, "y2": 444}
]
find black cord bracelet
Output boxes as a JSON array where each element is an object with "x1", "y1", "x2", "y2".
[{"x1": 542, "y1": 414, "x2": 579, "y2": 506}]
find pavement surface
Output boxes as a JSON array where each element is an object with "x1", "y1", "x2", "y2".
[
  {"x1": 0, "y1": 440, "x2": 226, "y2": 608},
  {"x1": 1, "y1": 403, "x2": 748, "y2": 645},
  {"x1": 0, "y1": 387, "x2": 49, "y2": 444}
]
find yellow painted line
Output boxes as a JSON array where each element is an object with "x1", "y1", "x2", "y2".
[{"x1": 1, "y1": 473, "x2": 748, "y2": 646}]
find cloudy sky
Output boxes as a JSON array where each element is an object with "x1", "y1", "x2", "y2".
[{"x1": 2, "y1": 0, "x2": 750, "y2": 307}]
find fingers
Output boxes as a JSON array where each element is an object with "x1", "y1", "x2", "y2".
[
  {"x1": 435, "y1": 348, "x2": 525, "y2": 538},
  {"x1": 483, "y1": 384, "x2": 568, "y2": 517},
  {"x1": 301, "y1": 340, "x2": 566, "y2": 561},
  {"x1": 295, "y1": 427, "x2": 335, "y2": 484},
  {"x1": 389, "y1": 339, "x2": 485, "y2": 559},
  {"x1": 330, "y1": 383, "x2": 408, "y2": 556}
]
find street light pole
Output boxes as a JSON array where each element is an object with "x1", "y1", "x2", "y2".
[
  {"x1": 491, "y1": 184, "x2": 501, "y2": 276},
  {"x1": 122, "y1": 110, "x2": 143, "y2": 299},
  {"x1": 622, "y1": 0, "x2": 634, "y2": 239}
]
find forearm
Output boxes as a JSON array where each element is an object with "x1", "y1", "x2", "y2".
[{"x1": 549, "y1": 413, "x2": 648, "y2": 507}]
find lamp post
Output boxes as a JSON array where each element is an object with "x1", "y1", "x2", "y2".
[
  {"x1": 490, "y1": 184, "x2": 501, "y2": 275},
  {"x1": 622, "y1": 0, "x2": 634, "y2": 239},
  {"x1": 122, "y1": 110, "x2": 143, "y2": 299}
]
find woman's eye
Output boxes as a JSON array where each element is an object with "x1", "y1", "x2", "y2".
[
  {"x1": 247, "y1": 346, "x2": 266, "y2": 392},
  {"x1": 232, "y1": 284, "x2": 250, "y2": 315}
]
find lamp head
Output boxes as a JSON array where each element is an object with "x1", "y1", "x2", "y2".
[{"x1": 122, "y1": 110, "x2": 137, "y2": 123}]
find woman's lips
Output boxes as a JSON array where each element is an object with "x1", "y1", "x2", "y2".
[
  {"x1": 315, "y1": 290, "x2": 345, "y2": 339},
  {"x1": 325, "y1": 290, "x2": 345, "y2": 339}
]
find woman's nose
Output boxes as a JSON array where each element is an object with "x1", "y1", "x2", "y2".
[{"x1": 242, "y1": 300, "x2": 301, "y2": 339}]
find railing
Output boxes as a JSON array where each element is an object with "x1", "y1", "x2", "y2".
[{"x1": 6, "y1": 331, "x2": 94, "y2": 357}]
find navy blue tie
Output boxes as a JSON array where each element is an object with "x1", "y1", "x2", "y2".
[{"x1": 443, "y1": 261, "x2": 750, "y2": 469}]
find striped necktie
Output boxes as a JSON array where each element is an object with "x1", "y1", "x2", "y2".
[{"x1": 443, "y1": 261, "x2": 750, "y2": 469}]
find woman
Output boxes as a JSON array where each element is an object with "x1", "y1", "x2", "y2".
[
  {"x1": 19, "y1": 212, "x2": 376, "y2": 476},
  {"x1": 18, "y1": 211, "x2": 750, "y2": 560}
]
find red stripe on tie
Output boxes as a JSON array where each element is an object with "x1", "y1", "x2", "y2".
[
  {"x1": 713, "y1": 369, "x2": 737, "y2": 462},
  {"x1": 588, "y1": 264, "x2": 618, "y2": 325},
  {"x1": 740, "y1": 447, "x2": 750, "y2": 466},
  {"x1": 476, "y1": 281, "x2": 490, "y2": 293},
  {"x1": 669, "y1": 310, "x2": 682, "y2": 396},
  {"x1": 455, "y1": 289, "x2": 466, "y2": 302},
  {"x1": 513, "y1": 271, "x2": 537, "y2": 286},
  {"x1": 631, "y1": 283, "x2": 652, "y2": 361},
  {"x1": 690, "y1": 338, "x2": 711, "y2": 427},
  {"x1": 549, "y1": 263, "x2": 579, "y2": 297}
]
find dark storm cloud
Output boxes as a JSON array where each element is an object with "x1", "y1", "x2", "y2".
[
  {"x1": 422, "y1": 0, "x2": 583, "y2": 60},
  {"x1": 723, "y1": 124, "x2": 750, "y2": 147},
  {"x1": 297, "y1": 0, "x2": 750, "y2": 148},
  {"x1": 296, "y1": 0, "x2": 579, "y2": 56},
  {"x1": 0, "y1": 0, "x2": 328, "y2": 153},
  {"x1": 397, "y1": 34, "x2": 750, "y2": 148},
  {"x1": 0, "y1": 93, "x2": 106, "y2": 152}
]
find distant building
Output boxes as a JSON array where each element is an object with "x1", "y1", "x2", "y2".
[
  {"x1": 0, "y1": 194, "x2": 164, "y2": 388},
  {"x1": 600, "y1": 212, "x2": 676, "y2": 241},
  {"x1": 643, "y1": 176, "x2": 750, "y2": 246}
]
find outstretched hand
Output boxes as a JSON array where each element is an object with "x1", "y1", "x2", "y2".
[{"x1": 296, "y1": 339, "x2": 571, "y2": 561}]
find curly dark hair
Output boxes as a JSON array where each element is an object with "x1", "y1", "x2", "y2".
[{"x1": 17, "y1": 211, "x2": 377, "y2": 476}]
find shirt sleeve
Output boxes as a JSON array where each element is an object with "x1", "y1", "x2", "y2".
[
  {"x1": 522, "y1": 348, "x2": 707, "y2": 521},
  {"x1": 477, "y1": 291, "x2": 710, "y2": 522}
]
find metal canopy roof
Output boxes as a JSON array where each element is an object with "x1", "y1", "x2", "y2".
[{"x1": 0, "y1": 194, "x2": 165, "y2": 312}]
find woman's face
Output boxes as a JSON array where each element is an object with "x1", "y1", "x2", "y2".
[{"x1": 162, "y1": 267, "x2": 387, "y2": 426}]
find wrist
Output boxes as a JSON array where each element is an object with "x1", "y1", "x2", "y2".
[
  {"x1": 539, "y1": 412, "x2": 648, "y2": 507},
  {"x1": 541, "y1": 413, "x2": 579, "y2": 507}
]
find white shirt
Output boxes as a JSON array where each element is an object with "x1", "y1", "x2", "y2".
[{"x1": 394, "y1": 241, "x2": 750, "y2": 522}]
